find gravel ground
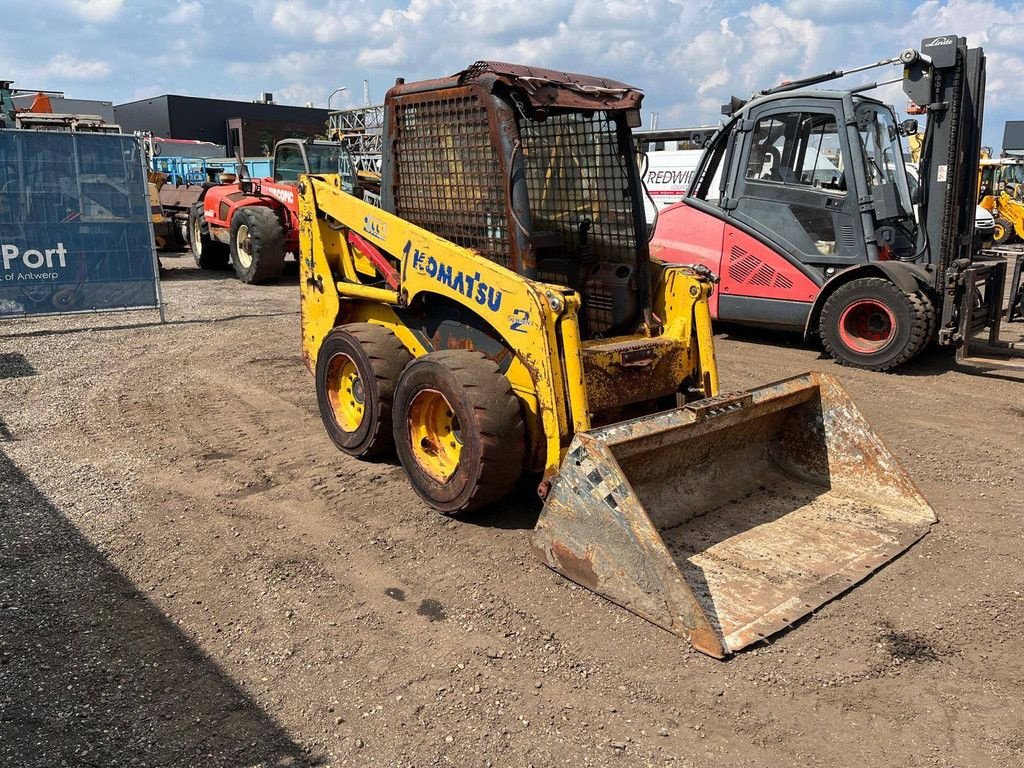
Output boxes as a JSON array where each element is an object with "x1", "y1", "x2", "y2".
[{"x1": 1, "y1": 254, "x2": 1022, "y2": 767}]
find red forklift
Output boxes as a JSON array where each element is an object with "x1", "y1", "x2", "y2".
[{"x1": 652, "y1": 35, "x2": 1024, "y2": 371}]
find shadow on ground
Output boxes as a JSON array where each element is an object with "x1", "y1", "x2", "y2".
[
  {"x1": 715, "y1": 322, "x2": 960, "y2": 378},
  {"x1": 158, "y1": 256, "x2": 300, "y2": 284},
  {"x1": 464, "y1": 477, "x2": 544, "y2": 531},
  {"x1": 0, "y1": 448, "x2": 318, "y2": 767}
]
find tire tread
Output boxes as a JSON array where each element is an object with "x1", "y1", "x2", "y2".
[{"x1": 820, "y1": 277, "x2": 933, "y2": 372}]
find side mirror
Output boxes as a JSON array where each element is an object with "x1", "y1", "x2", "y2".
[{"x1": 900, "y1": 118, "x2": 919, "y2": 136}]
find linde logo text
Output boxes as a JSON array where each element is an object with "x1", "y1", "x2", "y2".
[{"x1": 2, "y1": 242, "x2": 68, "y2": 272}]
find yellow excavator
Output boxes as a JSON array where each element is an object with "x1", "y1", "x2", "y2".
[{"x1": 296, "y1": 62, "x2": 935, "y2": 658}]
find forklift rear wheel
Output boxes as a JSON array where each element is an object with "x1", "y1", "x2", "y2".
[
  {"x1": 188, "y1": 204, "x2": 228, "y2": 269},
  {"x1": 316, "y1": 324, "x2": 412, "y2": 458},
  {"x1": 820, "y1": 277, "x2": 933, "y2": 372},
  {"x1": 393, "y1": 350, "x2": 524, "y2": 515},
  {"x1": 230, "y1": 206, "x2": 285, "y2": 284},
  {"x1": 993, "y1": 217, "x2": 1017, "y2": 245}
]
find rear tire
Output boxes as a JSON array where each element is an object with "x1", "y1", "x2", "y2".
[
  {"x1": 188, "y1": 203, "x2": 228, "y2": 269},
  {"x1": 393, "y1": 350, "x2": 524, "y2": 515},
  {"x1": 819, "y1": 277, "x2": 933, "y2": 372},
  {"x1": 315, "y1": 324, "x2": 412, "y2": 458},
  {"x1": 230, "y1": 206, "x2": 285, "y2": 284}
]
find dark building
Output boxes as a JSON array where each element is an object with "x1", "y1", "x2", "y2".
[{"x1": 113, "y1": 95, "x2": 331, "y2": 156}]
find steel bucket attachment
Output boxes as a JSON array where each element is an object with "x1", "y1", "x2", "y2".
[{"x1": 533, "y1": 372, "x2": 935, "y2": 658}]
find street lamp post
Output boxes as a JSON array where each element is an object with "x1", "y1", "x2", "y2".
[{"x1": 328, "y1": 86, "x2": 349, "y2": 110}]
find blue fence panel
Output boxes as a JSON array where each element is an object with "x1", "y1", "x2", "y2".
[{"x1": 0, "y1": 130, "x2": 159, "y2": 317}]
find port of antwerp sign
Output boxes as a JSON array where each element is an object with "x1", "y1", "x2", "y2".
[{"x1": 0, "y1": 130, "x2": 160, "y2": 317}]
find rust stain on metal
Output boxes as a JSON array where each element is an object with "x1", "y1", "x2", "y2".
[
  {"x1": 581, "y1": 336, "x2": 688, "y2": 413},
  {"x1": 549, "y1": 540, "x2": 600, "y2": 592}
]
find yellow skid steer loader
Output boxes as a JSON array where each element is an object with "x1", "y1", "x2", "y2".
[{"x1": 297, "y1": 62, "x2": 935, "y2": 658}]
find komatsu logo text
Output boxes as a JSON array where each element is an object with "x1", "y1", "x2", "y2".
[
  {"x1": 404, "y1": 241, "x2": 502, "y2": 311},
  {"x1": 363, "y1": 215, "x2": 387, "y2": 242}
]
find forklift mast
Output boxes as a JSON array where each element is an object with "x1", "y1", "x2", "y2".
[{"x1": 903, "y1": 36, "x2": 986, "y2": 293}]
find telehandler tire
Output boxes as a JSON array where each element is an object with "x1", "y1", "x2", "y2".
[
  {"x1": 230, "y1": 206, "x2": 285, "y2": 284},
  {"x1": 393, "y1": 350, "x2": 524, "y2": 515},
  {"x1": 188, "y1": 203, "x2": 228, "y2": 269},
  {"x1": 316, "y1": 324, "x2": 412, "y2": 458},
  {"x1": 819, "y1": 277, "x2": 933, "y2": 372}
]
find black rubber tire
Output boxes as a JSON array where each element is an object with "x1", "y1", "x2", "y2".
[
  {"x1": 230, "y1": 206, "x2": 285, "y2": 284},
  {"x1": 819, "y1": 277, "x2": 933, "y2": 372},
  {"x1": 315, "y1": 324, "x2": 412, "y2": 458},
  {"x1": 393, "y1": 350, "x2": 524, "y2": 515},
  {"x1": 188, "y1": 203, "x2": 228, "y2": 269},
  {"x1": 993, "y1": 216, "x2": 1017, "y2": 245}
]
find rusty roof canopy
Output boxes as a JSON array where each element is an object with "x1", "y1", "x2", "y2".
[
  {"x1": 461, "y1": 61, "x2": 643, "y2": 113},
  {"x1": 388, "y1": 61, "x2": 644, "y2": 114}
]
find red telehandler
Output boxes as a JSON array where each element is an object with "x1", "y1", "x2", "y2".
[{"x1": 189, "y1": 139, "x2": 365, "y2": 283}]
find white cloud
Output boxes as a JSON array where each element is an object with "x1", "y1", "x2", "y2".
[
  {"x1": 40, "y1": 54, "x2": 111, "y2": 80},
  {"x1": 356, "y1": 40, "x2": 409, "y2": 69},
  {"x1": 4, "y1": 1, "x2": 1023, "y2": 148},
  {"x1": 166, "y1": 0, "x2": 203, "y2": 24},
  {"x1": 62, "y1": 0, "x2": 124, "y2": 21},
  {"x1": 263, "y1": 0, "x2": 375, "y2": 44}
]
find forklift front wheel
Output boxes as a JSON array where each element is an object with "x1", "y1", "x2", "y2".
[
  {"x1": 393, "y1": 350, "x2": 524, "y2": 515},
  {"x1": 819, "y1": 277, "x2": 933, "y2": 372}
]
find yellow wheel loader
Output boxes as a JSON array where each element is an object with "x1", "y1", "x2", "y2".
[
  {"x1": 979, "y1": 157, "x2": 1024, "y2": 245},
  {"x1": 297, "y1": 62, "x2": 935, "y2": 658}
]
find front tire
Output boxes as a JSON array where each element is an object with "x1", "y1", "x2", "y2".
[
  {"x1": 993, "y1": 216, "x2": 1017, "y2": 245},
  {"x1": 819, "y1": 277, "x2": 933, "y2": 372},
  {"x1": 315, "y1": 324, "x2": 412, "y2": 458},
  {"x1": 188, "y1": 203, "x2": 228, "y2": 269},
  {"x1": 230, "y1": 206, "x2": 285, "y2": 284},
  {"x1": 393, "y1": 350, "x2": 524, "y2": 515}
]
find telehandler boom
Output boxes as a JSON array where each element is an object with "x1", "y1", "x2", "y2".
[{"x1": 297, "y1": 62, "x2": 935, "y2": 658}]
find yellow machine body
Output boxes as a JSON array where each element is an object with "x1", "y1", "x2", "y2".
[{"x1": 298, "y1": 176, "x2": 719, "y2": 480}]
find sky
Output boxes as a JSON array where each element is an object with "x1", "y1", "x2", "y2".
[{"x1": 1, "y1": 0, "x2": 1021, "y2": 148}]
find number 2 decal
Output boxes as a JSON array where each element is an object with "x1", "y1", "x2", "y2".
[{"x1": 509, "y1": 309, "x2": 530, "y2": 332}]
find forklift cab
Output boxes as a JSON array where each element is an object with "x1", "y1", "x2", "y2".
[
  {"x1": 693, "y1": 93, "x2": 917, "y2": 273},
  {"x1": 273, "y1": 139, "x2": 357, "y2": 194}
]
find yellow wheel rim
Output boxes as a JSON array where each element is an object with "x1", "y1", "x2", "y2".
[
  {"x1": 235, "y1": 222, "x2": 253, "y2": 268},
  {"x1": 407, "y1": 388, "x2": 462, "y2": 483},
  {"x1": 995, "y1": 223, "x2": 1006, "y2": 240},
  {"x1": 326, "y1": 353, "x2": 365, "y2": 433}
]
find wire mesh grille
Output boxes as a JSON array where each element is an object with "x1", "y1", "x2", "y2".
[
  {"x1": 392, "y1": 95, "x2": 511, "y2": 267},
  {"x1": 520, "y1": 111, "x2": 637, "y2": 269}
]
